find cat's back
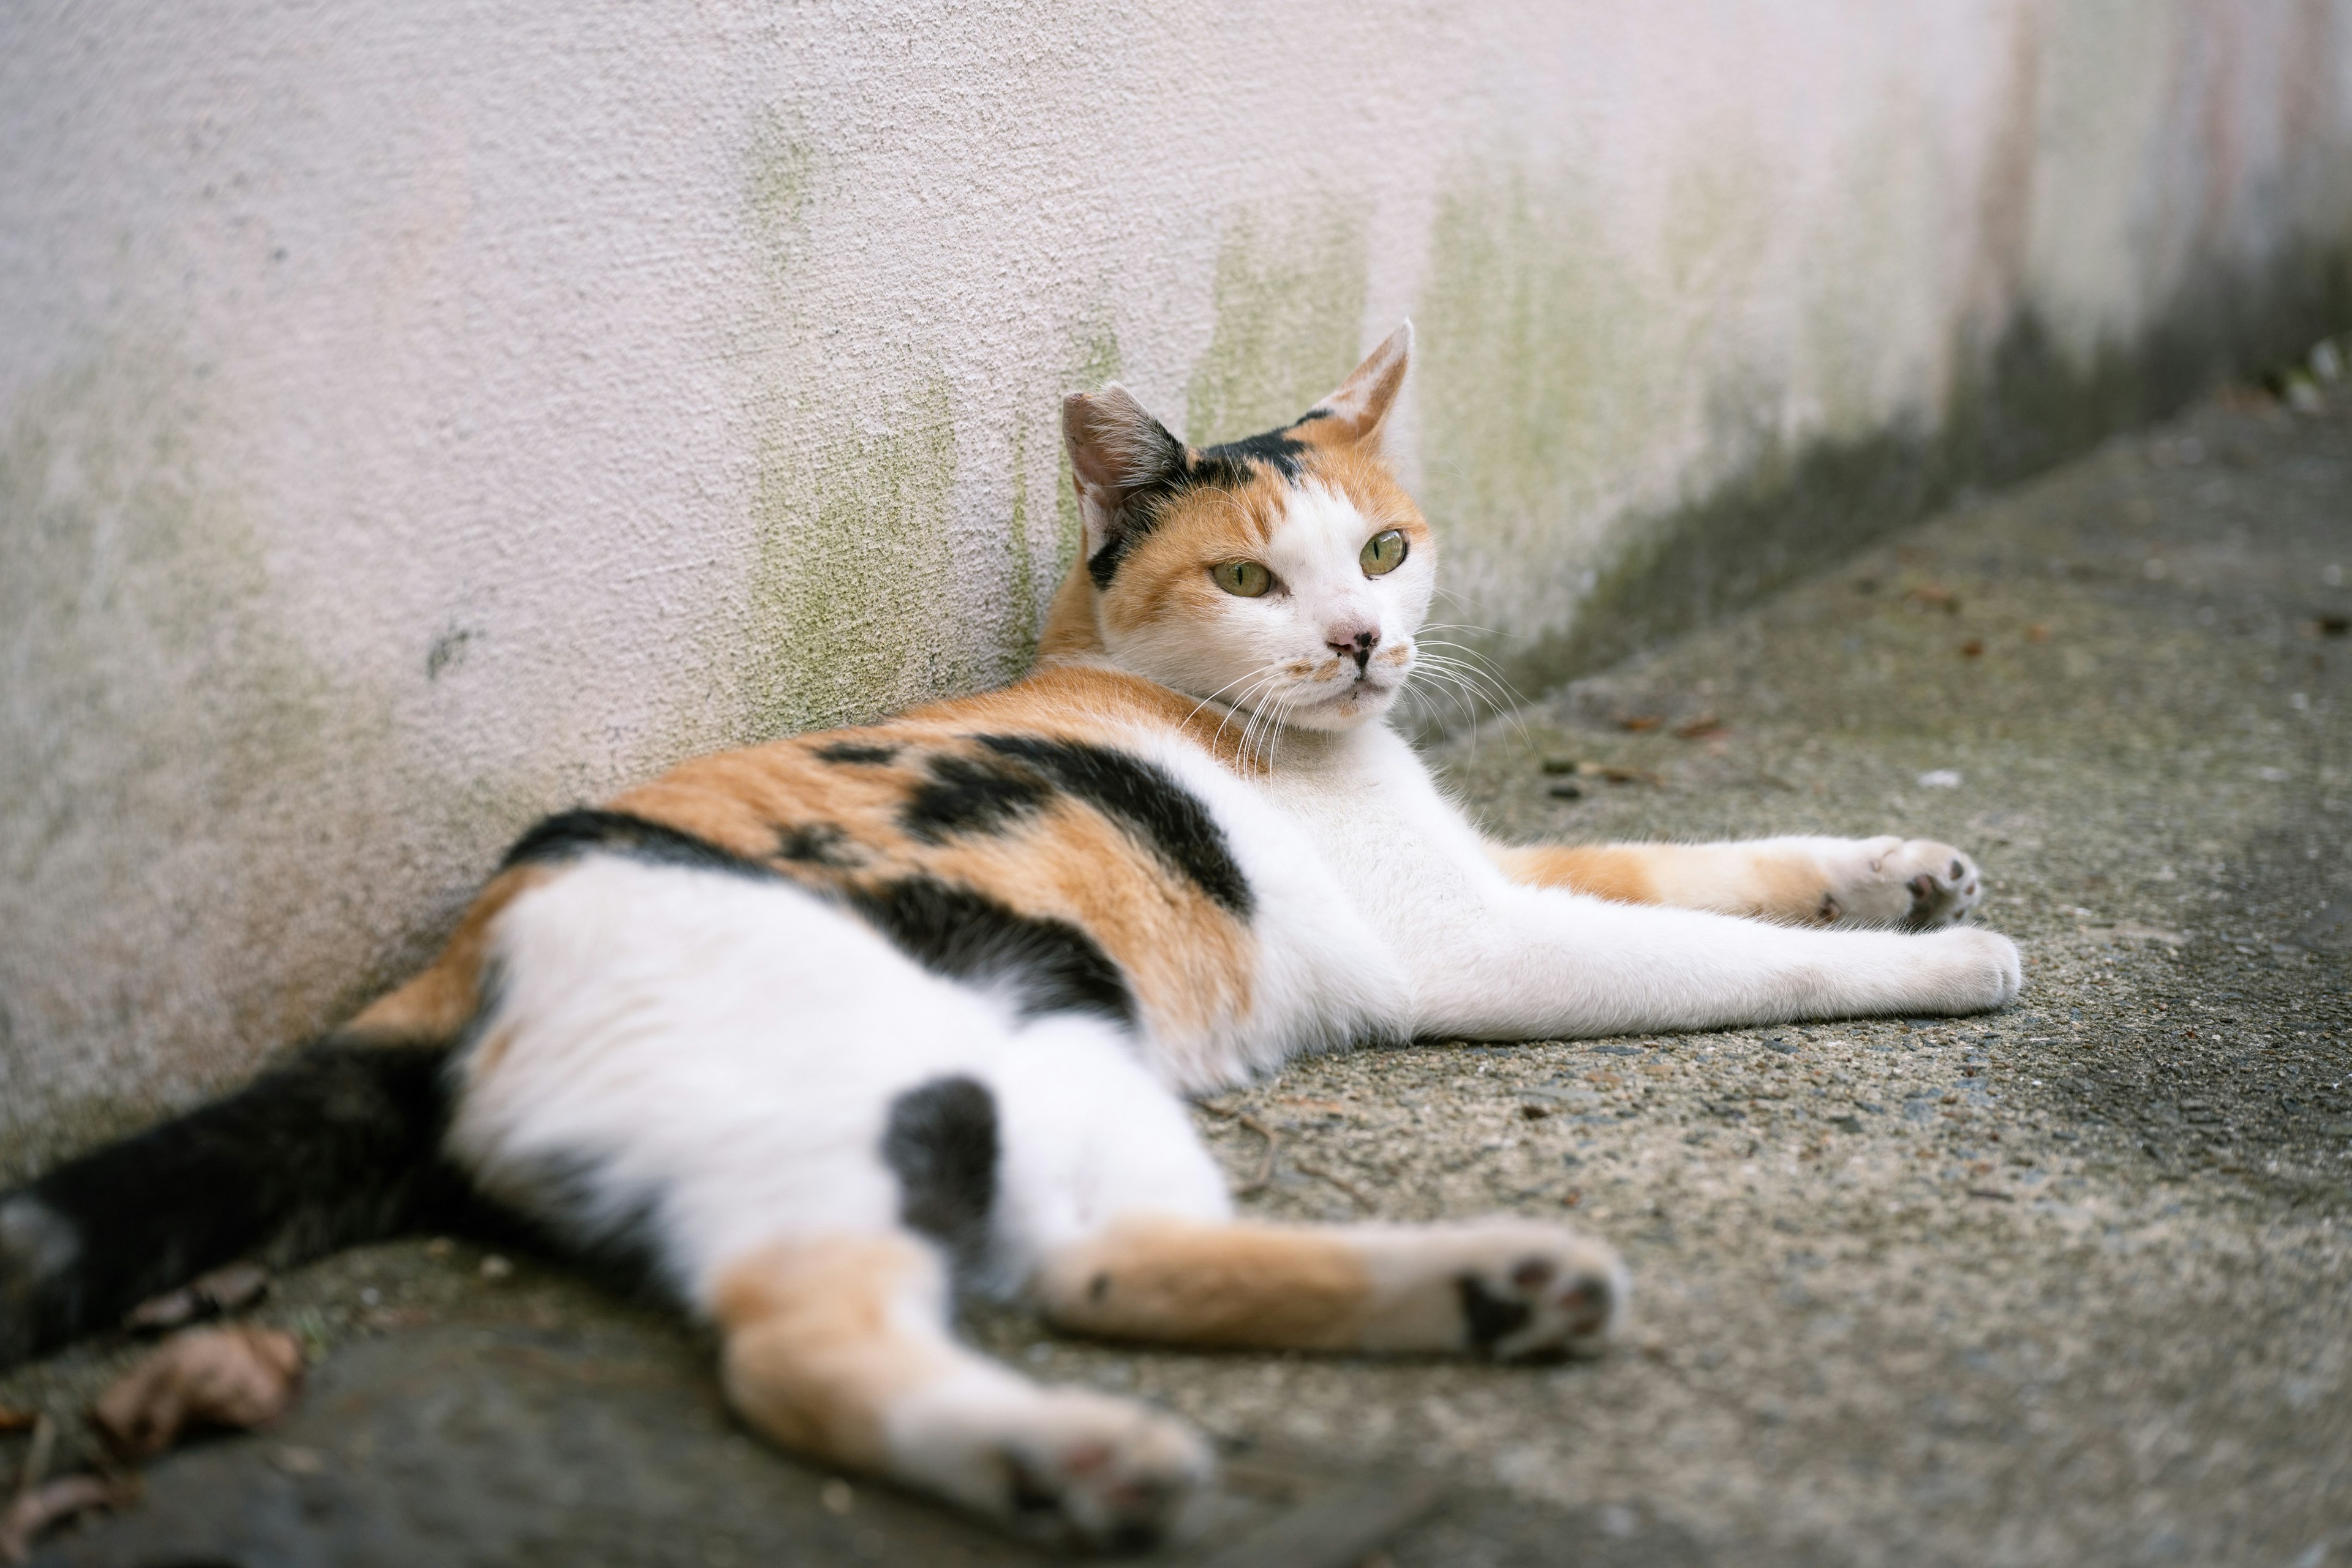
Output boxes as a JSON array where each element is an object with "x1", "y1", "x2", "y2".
[{"x1": 360, "y1": 662, "x2": 1402, "y2": 1090}]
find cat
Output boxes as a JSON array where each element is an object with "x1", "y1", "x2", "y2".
[{"x1": 0, "y1": 323, "x2": 2016, "y2": 1551}]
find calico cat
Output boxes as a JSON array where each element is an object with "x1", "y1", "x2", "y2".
[{"x1": 0, "y1": 324, "x2": 2016, "y2": 1550}]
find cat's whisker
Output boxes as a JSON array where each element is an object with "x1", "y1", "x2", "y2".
[
  {"x1": 1402, "y1": 658, "x2": 1486, "y2": 732},
  {"x1": 1225, "y1": 670, "x2": 1297, "y2": 771},
  {"x1": 1184, "y1": 662, "x2": 1291, "y2": 741},
  {"x1": 1408, "y1": 641, "x2": 1536, "y2": 748}
]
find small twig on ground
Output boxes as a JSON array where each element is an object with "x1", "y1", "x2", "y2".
[
  {"x1": 13, "y1": 1415, "x2": 53, "y2": 1499},
  {"x1": 1196, "y1": 1102, "x2": 1281, "y2": 1194},
  {"x1": 1, "y1": 1473, "x2": 138, "y2": 1565},
  {"x1": 1293, "y1": 1159, "x2": 1372, "y2": 1209},
  {"x1": 1233, "y1": 1115, "x2": 1278, "y2": 1194}
]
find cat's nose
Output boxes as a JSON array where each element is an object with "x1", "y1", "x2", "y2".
[{"x1": 1327, "y1": 628, "x2": 1379, "y2": 673}]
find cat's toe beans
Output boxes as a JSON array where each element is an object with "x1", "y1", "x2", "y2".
[
  {"x1": 1856, "y1": 839, "x2": 1985, "y2": 928},
  {"x1": 1450, "y1": 1226, "x2": 1628, "y2": 1361},
  {"x1": 996, "y1": 1393, "x2": 1215, "y2": 1551}
]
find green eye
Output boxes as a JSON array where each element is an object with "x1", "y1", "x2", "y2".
[
  {"x1": 1360, "y1": 529, "x2": 1408, "y2": 576},
  {"x1": 1213, "y1": 560, "x2": 1273, "y2": 598}
]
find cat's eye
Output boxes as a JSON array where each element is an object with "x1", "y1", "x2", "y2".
[
  {"x1": 1360, "y1": 529, "x2": 1408, "y2": 577},
  {"x1": 1213, "y1": 560, "x2": 1273, "y2": 598}
]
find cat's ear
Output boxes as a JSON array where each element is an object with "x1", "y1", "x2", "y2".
[
  {"x1": 1306, "y1": 322, "x2": 1412, "y2": 447},
  {"x1": 1061, "y1": 385, "x2": 1186, "y2": 556}
]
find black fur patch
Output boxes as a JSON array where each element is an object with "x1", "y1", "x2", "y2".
[
  {"x1": 1456, "y1": 1273, "x2": 1532, "y2": 1352},
  {"x1": 501, "y1": 808, "x2": 773, "y2": 880},
  {"x1": 815, "y1": 741, "x2": 899, "y2": 766},
  {"x1": 497, "y1": 807, "x2": 1130, "y2": 1025},
  {"x1": 1086, "y1": 421, "x2": 1312, "y2": 589},
  {"x1": 974, "y1": 734, "x2": 1253, "y2": 916},
  {"x1": 1198, "y1": 427, "x2": 1310, "y2": 478},
  {"x1": 0, "y1": 1040, "x2": 472, "y2": 1370},
  {"x1": 843, "y1": 877, "x2": 1136, "y2": 1024},
  {"x1": 901, "y1": 752, "x2": 1054, "y2": 845},
  {"x1": 775, "y1": 822, "x2": 860, "y2": 869},
  {"x1": 881, "y1": 1076, "x2": 999, "y2": 1273}
]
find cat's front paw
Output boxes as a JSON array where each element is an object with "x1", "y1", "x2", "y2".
[
  {"x1": 1923, "y1": 925, "x2": 2023, "y2": 1011},
  {"x1": 978, "y1": 1388, "x2": 1217, "y2": 1553},
  {"x1": 1825, "y1": 837, "x2": 1984, "y2": 929}
]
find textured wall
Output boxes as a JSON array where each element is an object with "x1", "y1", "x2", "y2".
[{"x1": 5, "y1": 0, "x2": 2351, "y2": 1155}]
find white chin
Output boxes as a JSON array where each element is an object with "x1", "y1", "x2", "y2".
[{"x1": 1287, "y1": 682, "x2": 1398, "y2": 731}]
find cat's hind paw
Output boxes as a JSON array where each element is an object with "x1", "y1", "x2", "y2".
[
  {"x1": 1457, "y1": 1226, "x2": 1627, "y2": 1361},
  {"x1": 907, "y1": 1383, "x2": 1216, "y2": 1553},
  {"x1": 1362, "y1": 1219, "x2": 1628, "y2": 1361},
  {"x1": 1824, "y1": 837, "x2": 1984, "y2": 929}
]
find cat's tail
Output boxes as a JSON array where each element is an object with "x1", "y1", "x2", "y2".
[{"x1": 0, "y1": 1035, "x2": 474, "y2": 1371}]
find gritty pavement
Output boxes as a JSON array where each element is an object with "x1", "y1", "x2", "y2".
[{"x1": 5, "y1": 371, "x2": 2349, "y2": 1567}]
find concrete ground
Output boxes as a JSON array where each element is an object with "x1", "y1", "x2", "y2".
[{"x1": 5, "y1": 373, "x2": 2349, "y2": 1567}]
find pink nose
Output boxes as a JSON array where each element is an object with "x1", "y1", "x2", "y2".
[{"x1": 1328, "y1": 628, "x2": 1379, "y2": 672}]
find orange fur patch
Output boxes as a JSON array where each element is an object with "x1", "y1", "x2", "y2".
[
  {"x1": 1488, "y1": 843, "x2": 1660, "y2": 906},
  {"x1": 1034, "y1": 1216, "x2": 1373, "y2": 1350},
  {"x1": 712, "y1": 1235, "x2": 952, "y2": 1471},
  {"x1": 346, "y1": 866, "x2": 549, "y2": 1041}
]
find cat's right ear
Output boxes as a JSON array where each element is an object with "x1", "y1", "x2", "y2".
[{"x1": 1062, "y1": 386, "x2": 1186, "y2": 562}]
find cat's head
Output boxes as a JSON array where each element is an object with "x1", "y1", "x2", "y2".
[{"x1": 1044, "y1": 324, "x2": 1432, "y2": 733}]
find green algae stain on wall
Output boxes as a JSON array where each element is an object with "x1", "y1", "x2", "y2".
[
  {"x1": 746, "y1": 371, "x2": 967, "y2": 736},
  {"x1": 745, "y1": 111, "x2": 818, "y2": 269},
  {"x1": 1413, "y1": 164, "x2": 1642, "y2": 624},
  {"x1": 1185, "y1": 205, "x2": 1369, "y2": 445},
  {"x1": 737, "y1": 111, "x2": 977, "y2": 734},
  {"x1": 0, "y1": 349, "x2": 344, "y2": 858},
  {"x1": 1005, "y1": 415, "x2": 1038, "y2": 658},
  {"x1": 0, "y1": 342, "x2": 379, "y2": 1159}
]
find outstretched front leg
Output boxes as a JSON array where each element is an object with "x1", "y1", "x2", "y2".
[
  {"x1": 712, "y1": 1232, "x2": 1215, "y2": 1551},
  {"x1": 1488, "y1": 835, "x2": 1983, "y2": 928},
  {"x1": 1033, "y1": 1215, "x2": 1625, "y2": 1362}
]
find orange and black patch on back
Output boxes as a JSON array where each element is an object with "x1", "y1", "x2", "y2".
[{"x1": 492, "y1": 674, "x2": 1265, "y2": 1041}]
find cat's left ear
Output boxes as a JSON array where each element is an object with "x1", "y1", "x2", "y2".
[
  {"x1": 1062, "y1": 385, "x2": 1186, "y2": 562},
  {"x1": 1306, "y1": 322, "x2": 1412, "y2": 447}
]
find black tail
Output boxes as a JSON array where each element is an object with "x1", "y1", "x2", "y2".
[{"x1": 0, "y1": 1037, "x2": 472, "y2": 1370}]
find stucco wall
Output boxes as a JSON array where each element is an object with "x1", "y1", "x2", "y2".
[{"x1": 5, "y1": 0, "x2": 2350, "y2": 1156}]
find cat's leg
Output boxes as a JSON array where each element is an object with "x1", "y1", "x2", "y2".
[
  {"x1": 1031, "y1": 1214, "x2": 1624, "y2": 1360},
  {"x1": 1412, "y1": 883, "x2": 2020, "y2": 1039},
  {"x1": 1487, "y1": 836, "x2": 1983, "y2": 929},
  {"x1": 986, "y1": 1016, "x2": 1625, "y2": 1362},
  {"x1": 450, "y1": 859, "x2": 1216, "y2": 1547},
  {"x1": 710, "y1": 1231, "x2": 1215, "y2": 1551}
]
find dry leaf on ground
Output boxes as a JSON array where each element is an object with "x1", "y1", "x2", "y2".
[
  {"x1": 0, "y1": 1475, "x2": 138, "y2": 1565},
  {"x1": 89, "y1": 1325, "x2": 304, "y2": 1460}
]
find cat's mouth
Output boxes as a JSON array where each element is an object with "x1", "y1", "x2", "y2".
[{"x1": 1298, "y1": 662, "x2": 1406, "y2": 713}]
